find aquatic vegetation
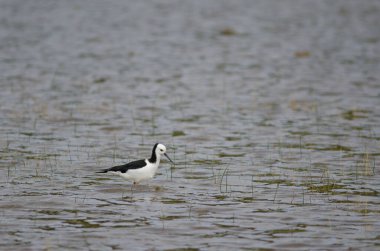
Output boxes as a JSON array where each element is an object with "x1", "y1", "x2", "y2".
[
  {"x1": 235, "y1": 197, "x2": 255, "y2": 203},
  {"x1": 172, "y1": 130, "x2": 186, "y2": 137},
  {"x1": 159, "y1": 215, "x2": 186, "y2": 221},
  {"x1": 219, "y1": 27, "x2": 237, "y2": 36},
  {"x1": 254, "y1": 179, "x2": 295, "y2": 186},
  {"x1": 307, "y1": 183, "x2": 346, "y2": 193},
  {"x1": 161, "y1": 198, "x2": 187, "y2": 204},
  {"x1": 218, "y1": 153, "x2": 245, "y2": 158},
  {"x1": 214, "y1": 195, "x2": 228, "y2": 200},
  {"x1": 342, "y1": 109, "x2": 369, "y2": 120},
  {"x1": 65, "y1": 219, "x2": 101, "y2": 228},
  {"x1": 267, "y1": 228, "x2": 307, "y2": 235}
]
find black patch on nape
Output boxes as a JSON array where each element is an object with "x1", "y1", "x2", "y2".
[{"x1": 148, "y1": 143, "x2": 159, "y2": 163}]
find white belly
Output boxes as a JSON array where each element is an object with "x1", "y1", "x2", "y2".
[{"x1": 110, "y1": 161, "x2": 159, "y2": 183}]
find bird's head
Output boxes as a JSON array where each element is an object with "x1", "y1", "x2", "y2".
[{"x1": 156, "y1": 143, "x2": 174, "y2": 164}]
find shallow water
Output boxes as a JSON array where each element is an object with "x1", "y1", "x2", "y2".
[{"x1": 1, "y1": 0, "x2": 380, "y2": 250}]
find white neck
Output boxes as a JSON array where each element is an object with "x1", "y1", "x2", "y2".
[{"x1": 155, "y1": 153, "x2": 161, "y2": 163}]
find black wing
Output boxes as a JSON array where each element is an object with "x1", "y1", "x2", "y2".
[{"x1": 97, "y1": 159, "x2": 146, "y2": 173}]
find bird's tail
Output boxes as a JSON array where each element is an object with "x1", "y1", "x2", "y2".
[{"x1": 96, "y1": 169, "x2": 109, "y2": 173}]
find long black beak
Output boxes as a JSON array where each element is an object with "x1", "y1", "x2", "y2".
[{"x1": 164, "y1": 153, "x2": 175, "y2": 164}]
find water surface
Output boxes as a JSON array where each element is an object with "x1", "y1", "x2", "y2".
[{"x1": 1, "y1": 0, "x2": 380, "y2": 250}]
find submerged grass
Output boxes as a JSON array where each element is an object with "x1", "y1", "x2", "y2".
[
  {"x1": 255, "y1": 173, "x2": 281, "y2": 177},
  {"x1": 218, "y1": 153, "x2": 245, "y2": 158},
  {"x1": 65, "y1": 219, "x2": 100, "y2": 228},
  {"x1": 254, "y1": 179, "x2": 295, "y2": 186},
  {"x1": 214, "y1": 195, "x2": 228, "y2": 200},
  {"x1": 342, "y1": 109, "x2": 369, "y2": 120},
  {"x1": 38, "y1": 210, "x2": 60, "y2": 215},
  {"x1": 349, "y1": 208, "x2": 380, "y2": 215},
  {"x1": 303, "y1": 144, "x2": 353, "y2": 152},
  {"x1": 236, "y1": 197, "x2": 255, "y2": 203},
  {"x1": 164, "y1": 248, "x2": 200, "y2": 251},
  {"x1": 307, "y1": 183, "x2": 346, "y2": 193},
  {"x1": 267, "y1": 228, "x2": 307, "y2": 235},
  {"x1": 159, "y1": 215, "x2": 186, "y2": 221},
  {"x1": 172, "y1": 130, "x2": 186, "y2": 137},
  {"x1": 161, "y1": 198, "x2": 187, "y2": 204},
  {"x1": 358, "y1": 152, "x2": 376, "y2": 176}
]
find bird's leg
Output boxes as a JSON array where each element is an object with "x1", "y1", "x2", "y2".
[
  {"x1": 131, "y1": 181, "x2": 139, "y2": 194},
  {"x1": 130, "y1": 181, "x2": 136, "y2": 194}
]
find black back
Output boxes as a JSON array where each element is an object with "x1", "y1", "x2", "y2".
[
  {"x1": 148, "y1": 143, "x2": 159, "y2": 163},
  {"x1": 97, "y1": 159, "x2": 146, "y2": 173}
]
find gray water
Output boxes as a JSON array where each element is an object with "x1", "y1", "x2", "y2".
[{"x1": 1, "y1": 0, "x2": 380, "y2": 250}]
